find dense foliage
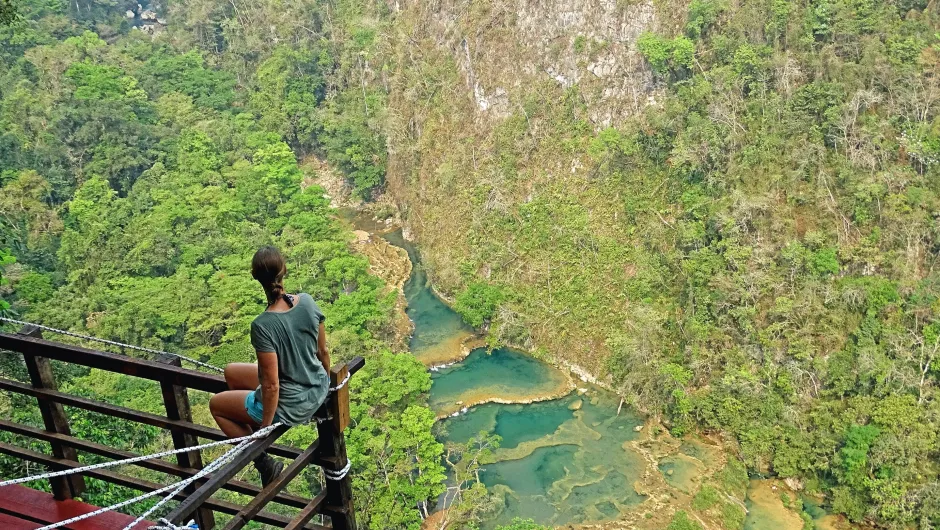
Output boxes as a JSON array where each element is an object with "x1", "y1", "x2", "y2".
[
  {"x1": 618, "y1": 1, "x2": 940, "y2": 525},
  {"x1": 0, "y1": 0, "x2": 440, "y2": 527}
]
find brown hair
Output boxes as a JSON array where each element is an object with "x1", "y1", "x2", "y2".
[{"x1": 252, "y1": 246, "x2": 287, "y2": 305}]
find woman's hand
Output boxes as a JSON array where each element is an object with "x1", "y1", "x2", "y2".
[{"x1": 257, "y1": 350, "x2": 279, "y2": 427}]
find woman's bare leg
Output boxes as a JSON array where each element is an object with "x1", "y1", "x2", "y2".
[
  {"x1": 224, "y1": 363, "x2": 260, "y2": 390},
  {"x1": 209, "y1": 390, "x2": 260, "y2": 438}
]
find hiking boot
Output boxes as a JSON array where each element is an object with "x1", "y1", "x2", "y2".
[{"x1": 253, "y1": 453, "x2": 284, "y2": 488}]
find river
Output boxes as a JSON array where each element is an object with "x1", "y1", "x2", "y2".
[{"x1": 346, "y1": 212, "x2": 830, "y2": 529}]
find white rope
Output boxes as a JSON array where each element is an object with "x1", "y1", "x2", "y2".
[
  {"x1": 0, "y1": 317, "x2": 224, "y2": 373},
  {"x1": 330, "y1": 371, "x2": 351, "y2": 392},
  {"x1": 0, "y1": 424, "x2": 282, "y2": 488},
  {"x1": 124, "y1": 436, "x2": 255, "y2": 530},
  {"x1": 149, "y1": 519, "x2": 188, "y2": 530},
  {"x1": 34, "y1": 450, "x2": 229, "y2": 530},
  {"x1": 35, "y1": 425, "x2": 281, "y2": 530},
  {"x1": 324, "y1": 460, "x2": 351, "y2": 481}
]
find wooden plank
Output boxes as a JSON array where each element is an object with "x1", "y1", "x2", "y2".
[
  {"x1": 284, "y1": 492, "x2": 328, "y2": 530},
  {"x1": 160, "y1": 424, "x2": 290, "y2": 527},
  {"x1": 157, "y1": 354, "x2": 214, "y2": 530},
  {"x1": 0, "y1": 511, "x2": 41, "y2": 530},
  {"x1": 0, "y1": 506, "x2": 45, "y2": 528},
  {"x1": 0, "y1": 443, "x2": 327, "y2": 529},
  {"x1": 220, "y1": 440, "x2": 322, "y2": 530},
  {"x1": 0, "y1": 484, "x2": 152, "y2": 530},
  {"x1": 0, "y1": 420, "x2": 312, "y2": 508},
  {"x1": 18, "y1": 325, "x2": 85, "y2": 501},
  {"x1": 0, "y1": 378, "x2": 302, "y2": 460},
  {"x1": 0, "y1": 333, "x2": 228, "y2": 394}
]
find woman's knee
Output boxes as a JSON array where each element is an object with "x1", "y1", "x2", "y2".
[
  {"x1": 209, "y1": 394, "x2": 219, "y2": 416},
  {"x1": 209, "y1": 393, "x2": 225, "y2": 417}
]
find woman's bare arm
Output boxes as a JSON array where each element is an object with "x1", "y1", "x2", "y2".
[
  {"x1": 257, "y1": 350, "x2": 279, "y2": 427},
  {"x1": 317, "y1": 321, "x2": 330, "y2": 373}
]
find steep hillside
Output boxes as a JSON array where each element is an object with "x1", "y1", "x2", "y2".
[
  {"x1": 386, "y1": 0, "x2": 665, "y2": 371},
  {"x1": 385, "y1": 0, "x2": 940, "y2": 525}
]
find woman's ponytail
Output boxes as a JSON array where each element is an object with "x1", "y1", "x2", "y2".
[{"x1": 251, "y1": 246, "x2": 288, "y2": 305}]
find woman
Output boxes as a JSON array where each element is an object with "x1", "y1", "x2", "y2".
[{"x1": 209, "y1": 246, "x2": 331, "y2": 486}]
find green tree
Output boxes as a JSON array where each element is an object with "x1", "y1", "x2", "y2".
[
  {"x1": 439, "y1": 432, "x2": 501, "y2": 529},
  {"x1": 0, "y1": 0, "x2": 18, "y2": 25},
  {"x1": 454, "y1": 282, "x2": 504, "y2": 328}
]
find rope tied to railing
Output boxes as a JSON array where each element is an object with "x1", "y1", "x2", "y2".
[
  {"x1": 0, "y1": 317, "x2": 224, "y2": 373},
  {"x1": 0, "y1": 319, "x2": 362, "y2": 527},
  {"x1": 0, "y1": 424, "x2": 282, "y2": 488},
  {"x1": 149, "y1": 518, "x2": 193, "y2": 530},
  {"x1": 26, "y1": 424, "x2": 280, "y2": 530},
  {"x1": 120, "y1": 428, "x2": 272, "y2": 530},
  {"x1": 324, "y1": 459, "x2": 352, "y2": 481},
  {"x1": 331, "y1": 371, "x2": 351, "y2": 392}
]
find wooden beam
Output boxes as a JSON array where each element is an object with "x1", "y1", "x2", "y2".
[
  {"x1": 157, "y1": 354, "x2": 214, "y2": 530},
  {"x1": 160, "y1": 424, "x2": 290, "y2": 527},
  {"x1": 221, "y1": 440, "x2": 322, "y2": 530},
  {"x1": 346, "y1": 356, "x2": 366, "y2": 377},
  {"x1": 284, "y1": 492, "x2": 328, "y2": 530},
  {"x1": 0, "y1": 442, "x2": 327, "y2": 530},
  {"x1": 0, "y1": 333, "x2": 228, "y2": 394},
  {"x1": 0, "y1": 419, "x2": 311, "y2": 508},
  {"x1": 17, "y1": 325, "x2": 85, "y2": 501},
  {"x1": 0, "y1": 378, "x2": 302, "y2": 459}
]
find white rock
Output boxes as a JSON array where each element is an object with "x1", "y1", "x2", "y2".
[
  {"x1": 634, "y1": 425, "x2": 643, "y2": 432},
  {"x1": 125, "y1": 10, "x2": 135, "y2": 18}
]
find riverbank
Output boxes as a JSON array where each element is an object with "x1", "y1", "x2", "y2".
[{"x1": 343, "y1": 206, "x2": 835, "y2": 529}]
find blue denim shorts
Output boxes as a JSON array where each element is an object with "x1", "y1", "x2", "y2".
[{"x1": 245, "y1": 390, "x2": 264, "y2": 424}]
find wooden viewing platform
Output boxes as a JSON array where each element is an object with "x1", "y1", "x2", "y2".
[{"x1": 0, "y1": 326, "x2": 363, "y2": 530}]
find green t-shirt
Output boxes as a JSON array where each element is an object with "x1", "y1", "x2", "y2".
[{"x1": 249, "y1": 293, "x2": 330, "y2": 425}]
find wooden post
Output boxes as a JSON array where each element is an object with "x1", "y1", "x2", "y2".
[
  {"x1": 315, "y1": 363, "x2": 356, "y2": 530},
  {"x1": 329, "y1": 364, "x2": 350, "y2": 432},
  {"x1": 157, "y1": 354, "x2": 215, "y2": 530},
  {"x1": 18, "y1": 325, "x2": 86, "y2": 500}
]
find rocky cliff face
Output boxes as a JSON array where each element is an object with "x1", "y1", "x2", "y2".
[
  {"x1": 394, "y1": 0, "x2": 660, "y2": 126},
  {"x1": 383, "y1": 0, "x2": 667, "y2": 373}
]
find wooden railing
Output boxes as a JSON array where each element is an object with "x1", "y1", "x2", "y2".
[{"x1": 0, "y1": 325, "x2": 362, "y2": 530}]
